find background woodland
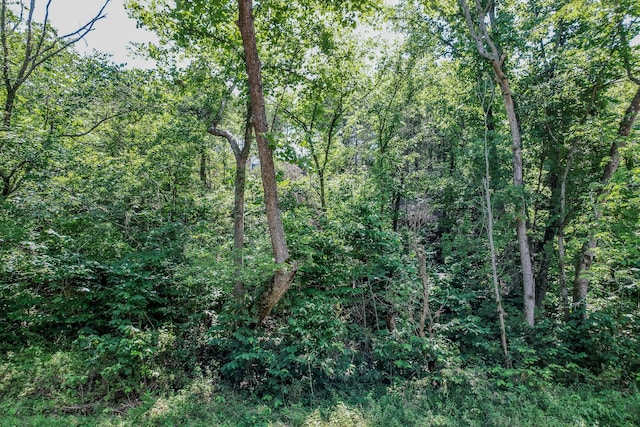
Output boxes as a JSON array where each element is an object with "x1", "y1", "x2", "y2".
[{"x1": 1, "y1": 0, "x2": 639, "y2": 425}]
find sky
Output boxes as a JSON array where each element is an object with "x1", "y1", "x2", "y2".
[
  {"x1": 35, "y1": 0, "x2": 640, "y2": 69},
  {"x1": 41, "y1": 0, "x2": 158, "y2": 68}
]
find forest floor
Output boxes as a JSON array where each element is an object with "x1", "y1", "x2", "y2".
[{"x1": 1, "y1": 375, "x2": 639, "y2": 426}]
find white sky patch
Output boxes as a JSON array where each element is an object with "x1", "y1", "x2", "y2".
[{"x1": 34, "y1": 0, "x2": 158, "y2": 69}]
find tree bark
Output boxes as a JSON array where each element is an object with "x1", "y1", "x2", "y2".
[
  {"x1": 237, "y1": 0, "x2": 296, "y2": 321},
  {"x1": 484, "y1": 177, "x2": 511, "y2": 368},
  {"x1": 558, "y1": 150, "x2": 573, "y2": 321},
  {"x1": 232, "y1": 152, "x2": 248, "y2": 299},
  {"x1": 2, "y1": 88, "x2": 15, "y2": 127},
  {"x1": 481, "y1": 85, "x2": 510, "y2": 368},
  {"x1": 318, "y1": 169, "x2": 326, "y2": 211},
  {"x1": 573, "y1": 84, "x2": 640, "y2": 313},
  {"x1": 491, "y1": 64, "x2": 536, "y2": 327},
  {"x1": 199, "y1": 148, "x2": 211, "y2": 189},
  {"x1": 209, "y1": 102, "x2": 252, "y2": 299},
  {"x1": 460, "y1": 0, "x2": 536, "y2": 326},
  {"x1": 416, "y1": 243, "x2": 434, "y2": 339},
  {"x1": 534, "y1": 229, "x2": 554, "y2": 309}
]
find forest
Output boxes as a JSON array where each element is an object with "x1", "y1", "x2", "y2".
[{"x1": 1, "y1": 0, "x2": 639, "y2": 425}]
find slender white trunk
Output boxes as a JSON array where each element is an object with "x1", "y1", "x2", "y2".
[
  {"x1": 482, "y1": 87, "x2": 510, "y2": 367},
  {"x1": 558, "y1": 149, "x2": 573, "y2": 320},
  {"x1": 460, "y1": 0, "x2": 536, "y2": 326}
]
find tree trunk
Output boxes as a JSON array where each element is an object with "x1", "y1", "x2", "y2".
[
  {"x1": 573, "y1": 84, "x2": 640, "y2": 314},
  {"x1": 237, "y1": 0, "x2": 296, "y2": 321},
  {"x1": 460, "y1": 0, "x2": 536, "y2": 326},
  {"x1": 391, "y1": 189, "x2": 401, "y2": 232},
  {"x1": 484, "y1": 177, "x2": 511, "y2": 368},
  {"x1": 318, "y1": 169, "x2": 326, "y2": 211},
  {"x1": 558, "y1": 224, "x2": 569, "y2": 320},
  {"x1": 481, "y1": 86, "x2": 510, "y2": 367},
  {"x1": 416, "y1": 243, "x2": 434, "y2": 339},
  {"x1": 231, "y1": 150, "x2": 249, "y2": 299},
  {"x1": 199, "y1": 148, "x2": 211, "y2": 189},
  {"x1": 534, "y1": 225, "x2": 555, "y2": 309},
  {"x1": 492, "y1": 62, "x2": 536, "y2": 327},
  {"x1": 3, "y1": 89, "x2": 15, "y2": 128},
  {"x1": 209, "y1": 100, "x2": 253, "y2": 300}
]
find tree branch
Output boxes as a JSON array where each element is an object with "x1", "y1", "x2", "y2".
[{"x1": 61, "y1": 110, "x2": 129, "y2": 138}]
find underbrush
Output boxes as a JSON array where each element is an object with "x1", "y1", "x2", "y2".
[{"x1": 1, "y1": 348, "x2": 639, "y2": 427}]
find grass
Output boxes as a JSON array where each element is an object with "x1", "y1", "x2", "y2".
[
  {"x1": 1, "y1": 376, "x2": 639, "y2": 426},
  {"x1": 1, "y1": 347, "x2": 639, "y2": 426}
]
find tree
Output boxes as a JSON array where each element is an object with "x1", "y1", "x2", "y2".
[
  {"x1": 474, "y1": 76, "x2": 511, "y2": 367},
  {"x1": 129, "y1": 0, "x2": 380, "y2": 321},
  {"x1": 280, "y1": 28, "x2": 367, "y2": 211},
  {"x1": 208, "y1": 94, "x2": 253, "y2": 300},
  {"x1": 573, "y1": 82, "x2": 640, "y2": 313},
  {"x1": 237, "y1": 0, "x2": 296, "y2": 321},
  {"x1": 458, "y1": 0, "x2": 535, "y2": 326},
  {"x1": 0, "y1": 0, "x2": 110, "y2": 199}
]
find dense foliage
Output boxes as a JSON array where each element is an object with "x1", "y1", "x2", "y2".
[{"x1": 1, "y1": 0, "x2": 639, "y2": 424}]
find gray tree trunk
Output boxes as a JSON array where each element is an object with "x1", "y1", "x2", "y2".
[
  {"x1": 460, "y1": 0, "x2": 536, "y2": 326},
  {"x1": 208, "y1": 101, "x2": 252, "y2": 299},
  {"x1": 573, "y1": 84, "x2": 640, "y2": 313}
]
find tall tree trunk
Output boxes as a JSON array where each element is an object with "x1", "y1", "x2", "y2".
[
  {"x1": 391, "y1": 189, "x2": 401, "y2": 232},
  {"x1": 533, "y1": 147, "x2": 560, "y2": 310},
  {"x1": 318, "y1": 169, "x2": 326, "y2": 211},
  {"x1": 3, "y1": 89, "x2": 15, "y2": 128},
  {"x1": 416, "y1": 242, "x2": 434, "y2": 339},
  {"x1": 237, "y1": 0, "x2": 296, "y2": 321},
  {"x1": 461, "y1": 0, "x2": 536, "y2": 326},
  {"x1": 573, "y1": 84, "x2": 640, "y2": 314},
  {"x1": 232, "y1": 150, "x2": 249, "y2": 298},
  {"x1": 484, "y1": 177, "x2": 511, "y2": 368},
  {"x1": 558, "y1": 149, "x2": 573, "y2": 321},
  {"x1": 534, "y1": 224, "x2": 556, "y2": 309},
  {"x1": 491, "y1": 65, "x2": 536, "y2": 327},
  {"x1": 481, "y1": 85, "x2": 510, "y2": 368}
]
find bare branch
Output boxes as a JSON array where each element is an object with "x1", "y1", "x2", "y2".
[
  {"x1": 26, "y1": 1, "x2": 110, "y2": 79},
  {"x1": 59, "y1": 0, "x2": 109, "y2": 39},
  {"x1": 30, "y1": 0, "x2": 54, "y2": 71},
  {"x1": 619, "y1": 24, "x2": 640, "y2": 85},
  {"x1": 279, "y1": 105, "x2": 309, "y2": 132},
  {"x1": 13, "y1": 0, "x2": 36, "y2": 88},
  {"x1": 9, "y1": 1, "x2": 25, "y2": 32},
  {"x1": 459, "y1": 0, "x2": 490, "y2": 59},
  {"x1": 61, "y1": 110, "x2": 130, "y2": 138}
]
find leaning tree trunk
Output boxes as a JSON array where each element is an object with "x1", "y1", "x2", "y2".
[
  {"x1": 484, "y1": 175, "x2": 511, "y2": 368},
  {"x1": 237, "y1": 0, "x2": 296, "y2": 322},
  {"x1": 573, "y1": 84, "x2": 640, "y2": 314},
  {"x1": 461, "y1": 0, "x2": 536, "y2": 326},
  {"x1": 481, "y1": 84, "x2": 511, "y2": 367}
]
